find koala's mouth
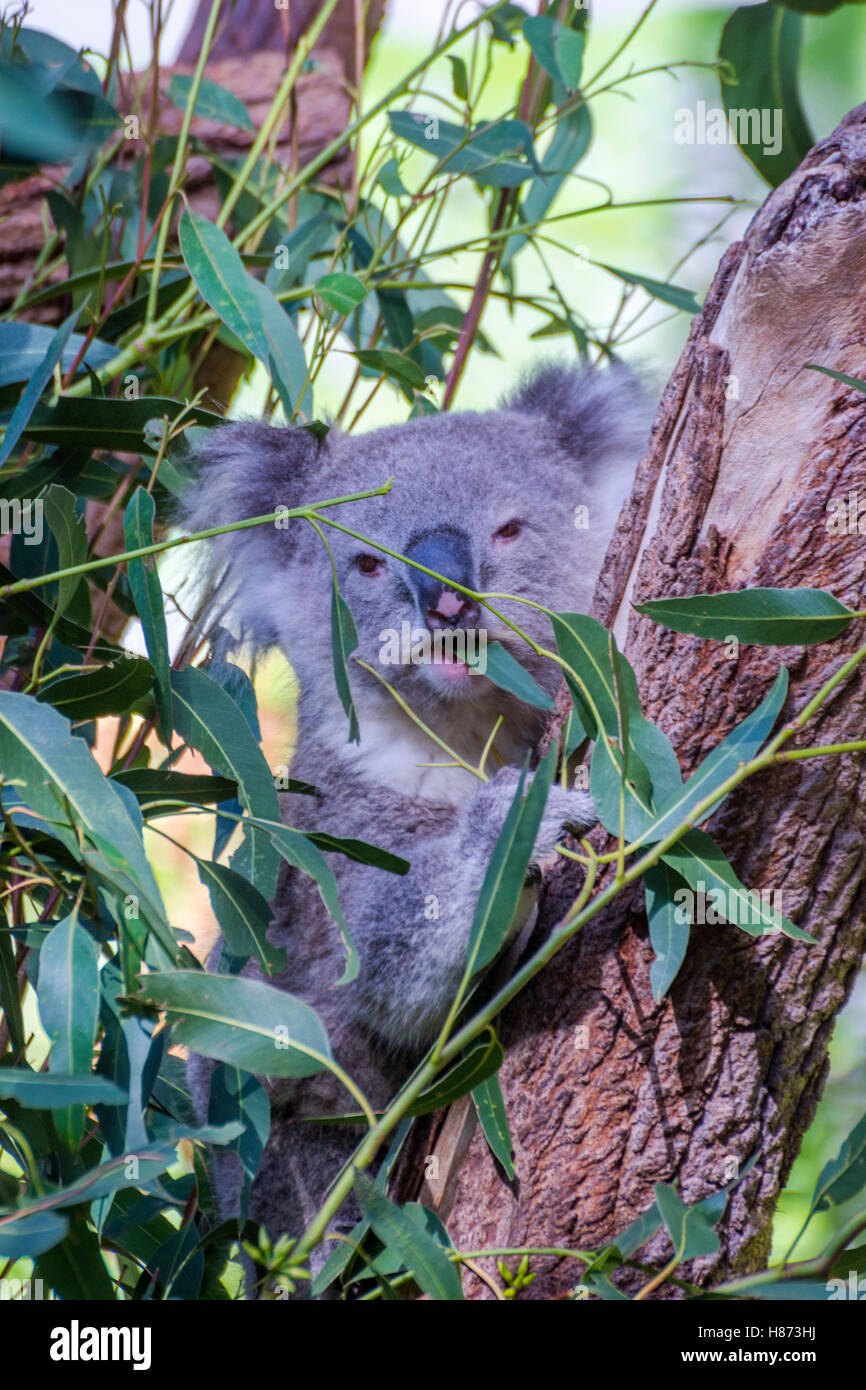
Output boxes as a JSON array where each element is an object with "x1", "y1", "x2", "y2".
[{"x1": 427, "y1": 650, "x2": 473, "y2": 687}]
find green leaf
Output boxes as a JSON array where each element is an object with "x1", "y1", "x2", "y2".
[
  {"x1": 206, "y1": 1065, "x2": 270, "y2": 1223},
  {"x1": 37, "y1": 907, "x2": 100, "y2": 1146},
  {"x1": 466, "y1": 749, "x2": 557, "y2": 977},
  {"x1": 655, "y1": 1182, "x2": 720, "y2": 1261},
  {"x1": 195, "y1": 859, "x2": 285, "y2": 977},
  {"x1": 599, "y1": 264, "x2": 701, "y2": 315},
  {"x1": 0, "y1": 691, "x2": 174, "y2": 964},
  {"x1": 662, "y1": 827, "x2": 814, "y2": 940},
  {"x1": 472, "y1": 1072, "x2": 514, "y2": 1179},
  {"x1": 354, "y1": 1172, "x2": 463, "y2": 1300},
  {"x1": 810, "y1": 1111, "x2": 866, "y2": 1214},
  {"x1": 0, "y1": 1070, "x2": 128, "y2": 1106},
  {"x1": 0, "y1": 909, "x2": 26, "y2": 1056},
  {"x1": 179, "y1": 208, "x2": 269, "y2": 361},
  {"x1": 331, "y1": 584, "x2": 360, "y2": 742},
  {"x1": 139, "y1": 971, "x2": 334, "y2": 1079},
  {"x1": 169, "y1": 665, "x2": 281, "y2": 900},
  {"x1": 640, "y1": 667, "x2": 788, "y2": 847},
  {"x1": 635, "y1": 586, "x2": 855, "y2": 645},
  {"x1": 504, "y1": 104, "x2": 592, "y2": 267},
  {"x1": 35, "y1": 1209, "x2": 116, "y2": 1299},
  {"x1": 552, "y1": 612, "x2": 680, "y2": 837},
  {"x1": 351, "y1": 1204, "x2": 454, "y2": 1285},
  {"x1": 447, "y1": 54, "x2": 468, "y2": 100},
  {"x1": 37, "y1": 656, "x2": 154, "y2": 720},
  {"x1": 0, "y1": 310, "x2": 80, "y2": 466},
  {"x1": 0, "y1": 320, "x2": 115, "y2": 388},
  {"x1": 522, "y1": 16, "x2": 561, "y2": 81},
  {"x1": 263, "y1": 821, "x2": 358, "y2": 986},
  {"x1": 522, "y1": 16, "x2": 584, "y2": 91},
  {"x1": 644, "y1": 860, "x2": 691, "y2": 1001},
  {"x1": 555, "y1": 24, "x2": 585, "y2": 92},
  {"x1": 124, "y1": 487, "x2": 173, "y2": 742},
  {"x1": 42, "y1": 483, "x2": 87, "y2": 620},
  {"x1": 830, "y1": 1243, "x2": 866, "y2": 1279},
  {"x1": 387, "y1": 111, "x2": 536, "y2": 189},
  {"x1": 376, "y1": 158, "x2": 407, "y2": 198},
  {"x1": 192, "y1": 802, "x2": 357, "y2": 982},
  {"x1": 350, "y1": 347, "x2": 427, "y2": 392},
  {"x1": 302, "y1": 831, "x2": 409, "y2": 876},
  {"x1": 111, "y1": 769, "x2": 239, "y2": 809},
  {"x1": 778, "y1": 0, "x2": 844, "y2": 10},
  {"x1": 316, "y1": 272, "x2": 368, "y2": 316},
  {"x1": 247, "y1": 276, "x2": 312, "y2": 418},
  {"x1": 0, "y1": 1210, "x2": 69, "y2": 1259},
  {"x1": 612, "y1": 1202, "x2": 663, "y2": 1259},
  {"x1": 805, "y1": 363, "x2": 866, "y2": 394},
  {"x1": 410, "y1": 1030, "x2": 504, "y2": 1116},
  {"x1": 22, "y1": 395, "x2": 225, "y2": 450},
  {"x1": 719, "y1": 3, "x2": 813, "y2": 187},
  {"x1": 474, "y1": 640, "x2": 554, "y2": 710},
  {"x1": 166, "y1": 74, "x2": 254, "y2": 131},
  {"x1": 739, "y1": 1281, "x2": 843, "y2": 1300}
]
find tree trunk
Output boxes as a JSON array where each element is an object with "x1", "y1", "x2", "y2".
[
  {"x1": 404, "y1": 103, "x2": 866, "y2": 1298},
  {"x1": 177, "y1": 0, "x2": 386, "y2": 77}
]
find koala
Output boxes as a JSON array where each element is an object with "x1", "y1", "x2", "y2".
[{"x1": 184, "y1": 362, "x2": 650, "y2": 1289}]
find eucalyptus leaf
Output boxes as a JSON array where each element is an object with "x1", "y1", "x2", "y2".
[
  {"x1": 719, "y1": 3, "x2": 813, "y2": 186},
  {"x1": 178, "y1": 208, "x2": 269, "y2": 362},
  {"x1": 0, "y1": 310, "x2": 81, "y2": 465},
  {"x1": 124, "y1": 487, "x2": 173, "y2": 742},
  {"x1": 644, "y1": 860, "x2": 691, "y2": 1002},
  {"x1": 655, "y1": 1181, "x2": 720, "y2": 1261},
  {"x1": 139, "y1": 970, "x2": 334, "y2": 1080},
  {"x1": 354, "y1": 1172, "x2": 463, "y2": 1300},
  {"x1": 167, "y1": 74, "x2": 253, "y2": 131},
  {"x1": 37, "y1": 656, "x2": 154, "y2": 721},
  {"x1": 475, "y1": 640, "x2": 554, "y2": 710},
  {"x1": 169, "y1": 665, "x2": 281, "y2": 900},
  {"x1": 635, "y1": 587, "x2": 854, "y2": 645},
  {"x1": 472, "y1": 1072, "x2": 514, "y2": 1179},
  {"x1": 38, "y1": 907, "x2": 100, "y2": 1145}
]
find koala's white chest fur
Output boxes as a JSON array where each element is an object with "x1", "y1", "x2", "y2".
[{"x1": 342, "y1": 701, "x2": 531, "y2": 805}]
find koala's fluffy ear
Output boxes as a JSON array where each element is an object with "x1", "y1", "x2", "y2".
[
  {"x1": 502, "y1": 361, "x2": 652, "y2": 470},
  {"x1": 182, "y1": 421, "x2": 326, "y2": 648}
]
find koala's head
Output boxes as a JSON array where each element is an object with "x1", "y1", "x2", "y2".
[{"x1": 185, "y1": 363, "x2": 651, "y2": 756}]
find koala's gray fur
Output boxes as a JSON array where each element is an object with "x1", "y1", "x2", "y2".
[{"x1": 184, "y1": 362, "x2": 650, "y2": 1288}]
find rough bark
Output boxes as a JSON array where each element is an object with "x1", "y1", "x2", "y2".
[
  {"x1": 407, "y1": 104, "x2": 866, "y2": 1298},
  {"x1": 177, "y1": 0, "x2": 386, "y2": 76}
]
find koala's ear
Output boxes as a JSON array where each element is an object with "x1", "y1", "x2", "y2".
[
  {"x1": 502, "y1": 361, "x2": 652, "y2": 470},
  {"x1": 182, "y1": 421, "x2": 327, "y2": 648}
]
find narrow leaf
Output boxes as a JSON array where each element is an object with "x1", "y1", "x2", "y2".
[
  {"x1": 0, "y1": 310, "x2": 80, "y2": 466},
  {"x1": 472, "y1": 1073, "x2": 515, "y2": 1179},
  {"x1": 139, "y1": 970, "x2": 334, "y2": 1080},
  {"x1": 124, "y1": 487, "x2": 173, "y2": 742},
  {"x1": 354, "y1": 1172, "x2": 464, "y2": 1300},
  {"x1": 635, "y1": 587, "x2": 854, "y2": 645}
]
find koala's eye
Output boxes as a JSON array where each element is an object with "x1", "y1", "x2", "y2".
[
  {"x1": 494, "y1": 519, "x2": 523, "y2": 542},
  {"x1": 356, "y1": 554, "x2": 384, "y2": 575}
]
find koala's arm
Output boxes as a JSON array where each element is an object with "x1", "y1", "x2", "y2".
[{"x1": 338, "y1": 769, "x2": 595, "y2": 1053}]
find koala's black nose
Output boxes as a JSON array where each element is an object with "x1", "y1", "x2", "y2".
[{"x1": 403, "y1": 527, "x2": 481, "y2": 630}]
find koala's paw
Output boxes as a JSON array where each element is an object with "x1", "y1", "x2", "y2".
[
  {"x1": 465, "y1": 767, "x2": 596, "y2": 863},
  {"x1": 530, "y1": 783, "x2": 596, "y2": 862}
]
